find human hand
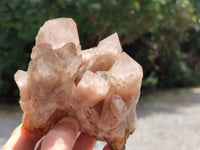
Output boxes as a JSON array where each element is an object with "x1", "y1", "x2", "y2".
[{"x1": 3, "y1": 117, "x2": 111, "y2": 150}]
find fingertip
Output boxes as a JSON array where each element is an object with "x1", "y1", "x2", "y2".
[
  {"x1": 103, "y1": 145, "x2": 112, "y2": 150},
  {"x1": 57, "y1": 117, "x2": 79, "y2": 132},
  {"x1": 73, "y1": 132, "x2": 96, "y2": 150}
]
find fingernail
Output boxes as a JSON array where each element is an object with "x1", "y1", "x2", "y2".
[{"x1": 57, "y1": 117, "x2": 79, "y2": 131}]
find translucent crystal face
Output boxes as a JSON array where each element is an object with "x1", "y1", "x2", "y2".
[{"x1": 15, "y1": 18, "x2": 143, "y2": 150}]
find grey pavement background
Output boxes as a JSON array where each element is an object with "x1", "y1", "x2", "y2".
[
  {"x1": 0, "y1": 87, "x2": 200, "y2": 150},
  {"x1": 0, "y1": 112, "x2": 22, "y2": 149}
]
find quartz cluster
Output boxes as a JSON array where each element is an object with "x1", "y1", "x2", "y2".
[{"x1": 15, "y1": 18, "x2": 143, "y2": 150}]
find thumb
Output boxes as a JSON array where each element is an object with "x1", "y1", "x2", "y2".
[{"x1": 2, "y1": 124, "x2": 43, "y2": 150}]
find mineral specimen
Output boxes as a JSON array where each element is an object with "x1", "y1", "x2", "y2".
[{"x1": 14, "y1": 18, "x2": 143, "y2": 150}]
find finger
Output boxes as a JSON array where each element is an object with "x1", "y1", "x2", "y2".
[
  {"x1": 72, "y1": 132, "x2": 96, "y2": 150},
  {"x1": 103, "y1": 145, "x2": 112, "y2": 150},
  {"x1": 2, "y1": 124, "x2": 43, "y2": 150},
  {"x1": 41, "y1": 117, "x2": 79, "y2": 150}
]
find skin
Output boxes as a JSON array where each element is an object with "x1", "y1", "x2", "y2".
[{"x1": 3, "y1": 117, "x2": 111, "y2": 150}]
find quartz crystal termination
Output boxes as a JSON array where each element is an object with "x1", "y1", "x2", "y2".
[{"x1": 14, "y1": 18, "x2": 143, "y2": 150}]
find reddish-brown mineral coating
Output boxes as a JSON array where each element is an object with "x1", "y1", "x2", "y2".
[{"x1": 14, "y1": 18, "x2": 143, "y2": 150}]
